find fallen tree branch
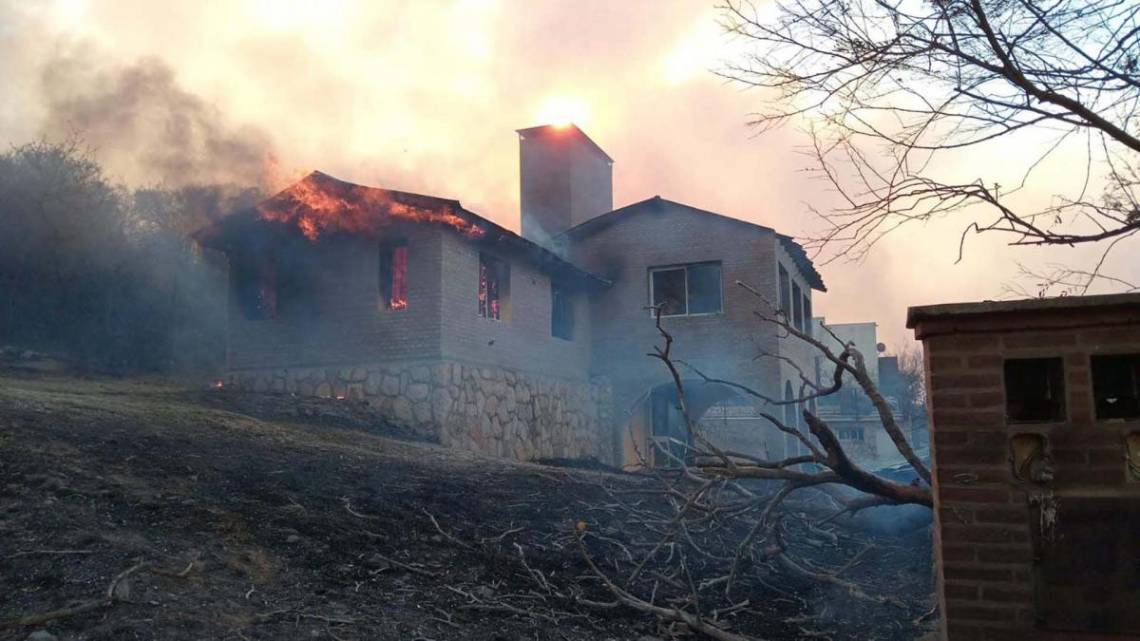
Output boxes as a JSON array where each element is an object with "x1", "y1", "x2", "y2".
[
  {"x1": 365, "y1": 551, "x2": 439, "y2": 578},
  {"x1": 342, "y1": 496, "x2": 378, "y2": 520},
  {"x1": 423, "y1": 509, "x2": 474, "y2": 550},
  {"x1": 4, "y1": 549, "x2": 94, "y2": 561},
  {"x1": 575, "y1": 525, "x2": 764, "y2": 641},
  {"x1": 0, "y1": 559, "x2": 195, "y2": 629}
]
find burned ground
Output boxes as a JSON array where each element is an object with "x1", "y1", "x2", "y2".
[{"x1": 0, "y1": 372, "x2": 933, "y2": 641}]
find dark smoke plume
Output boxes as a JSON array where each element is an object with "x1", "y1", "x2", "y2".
[{"x1": 40, "y1": 53, "x2": 275, "y2": 189}]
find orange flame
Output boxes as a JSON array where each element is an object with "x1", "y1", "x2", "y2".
[{"x1": 256, "y1": 172, "x2": 485, "y2": 241}]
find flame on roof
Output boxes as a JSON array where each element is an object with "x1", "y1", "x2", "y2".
[{"x1": 254, "y1": 170, "x2": 484, "y2": 241}]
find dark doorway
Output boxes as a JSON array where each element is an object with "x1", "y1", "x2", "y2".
[
  {"x1": 1033, "y1": 496, "x2": 1140, "y2": 634},
  {"x1": 650, "y1": 385, "x2": 690, "y2": 466}
]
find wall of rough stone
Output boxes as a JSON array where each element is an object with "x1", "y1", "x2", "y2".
[{"x1": 228, "y1": 359, "x2": 613, "y2": 463}]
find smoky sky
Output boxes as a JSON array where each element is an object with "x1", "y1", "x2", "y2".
[
  {"x1": 1, "y1": 0, "x2": 1135, "y2": 347},
  {"x1": 39, "y1": 52, "x2": 274, "y2": 189}
]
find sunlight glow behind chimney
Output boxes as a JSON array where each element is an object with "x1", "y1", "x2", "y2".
[{"x1": 535, "y1": 96, "x2": 588, "y2": 129}]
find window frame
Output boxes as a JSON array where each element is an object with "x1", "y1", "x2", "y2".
[
  {"x1": 1090, "y1": 352, "x2": 1140, "y2": 421},
  {"x1": 782, "y1": 381, "x2": 801, "y2": 457},
  {"x1": 1003, "y1": 357, "x2": 1067, "y2": 424},
  {"x1": 792, "y1": 282, "x2": 804, "y2": 331},
  {"x1": 778, "y1": 264, "x2": 791, "y2": 318},
  {"x1": 378, "y1": 239, "x2": 408, "y2": 311},
  {"x1": 803, "y1": 292, "x2": 813, "y2": 337},
  {"x1": 478, "y1": 252, "x2": 509, "y2": 321},
  {"x1": 551, "y1": 281, "x2": 573, "y2": 340},
  {"x1": 235, "y1": 252, "x2": 278, "y2": 321},
  {"x1": 647, "y1": 261, "x2": 724, "y2": 318}
]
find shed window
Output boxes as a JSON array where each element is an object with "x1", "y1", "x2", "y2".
[
  {"x1": 1004, "y1": 358, "x2": 1066, "y2": 423},
  {"x1": 479, "y1": 253, "x2": 508, "y2": 320},
  {"x1": 379, "y1": 241, "x2": 408, "y2": 310},
  {"x1": 551, "y1": 283, "x2": 573, "y2": 340},
  {"x1": 1091, "y1": 354, "x2": 1140, "y2": 420},
  {"x1": 649, "y1": 262, "x2": 722, "y2": 317}
]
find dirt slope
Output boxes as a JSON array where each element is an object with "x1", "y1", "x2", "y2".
[{"x1": 0, "y1": 372, "x2": 932, "y2": 641}]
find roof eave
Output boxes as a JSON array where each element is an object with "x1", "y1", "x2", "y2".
[
  {"x1": 776, "y1": 234, "x2": 827, "y2": 292},
  {"x1": 563, "y1": 198, "x2": 826, "y2": 292},
  {"x1": 907, "y1": 292, "x2": 1140, "y2": 328},
  {"x1": 459, "y1": 207, "x2": 609, "y2": 289}
]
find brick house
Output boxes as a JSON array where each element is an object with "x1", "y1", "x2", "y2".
[
  {"x1": 197, "y1": 124, "x2": 825, "y2": 465},
  {"x1": 908, "y1": 294, "x2": 1140, "y2": 640}
]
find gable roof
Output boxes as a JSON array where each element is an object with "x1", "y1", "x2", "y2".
[
  {"x1": 194, "y1": 171, "x2": 609, "y2": 289},
  {"x1": 562, "y1": 196, "x2": 826, "y2": 291}
]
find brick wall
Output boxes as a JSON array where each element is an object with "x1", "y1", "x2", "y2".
[
  {"x1": 519, "y1": 125, "x2": 612, "y2": 244},
  {"x1": 228, "y1": 226, "x2": 444, "y2": 370},
  {"x1": 227, "y1": 225, "x2": 596, "y2": 385},
  {"x1": 437, "y1": 230, "x2": 595, "y2": 382},
  {"x1": 224, "y1": 223, "x2": 607, "y2": 462},
  {"x1": 569, "y1": 201, "x2": 817, "y2": 461},
  {"x1": 911, "y1": 297, "x2": 1140, "y2": 641},
  {"x1": 224, "y1": 199, "x2": 822, "y2": 467}
]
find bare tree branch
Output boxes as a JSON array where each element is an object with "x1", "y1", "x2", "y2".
[{"x1": 718, "y1": 0, "x2": 1140, "y2": 266}]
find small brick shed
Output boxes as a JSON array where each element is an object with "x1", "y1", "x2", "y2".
[{"x1": 908, "y1": 293, "x2": 1140, "y2": 641}]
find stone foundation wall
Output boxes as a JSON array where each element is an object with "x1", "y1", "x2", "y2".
[{"x1": 227, "y1": 361, "x2": 613, "y2": 463}]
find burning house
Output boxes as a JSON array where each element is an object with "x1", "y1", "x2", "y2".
[
  {"x1": 197, "y1": 124, "x2": 825, "y2": 465},
  {"x1": 908, "y1": 294, "x2": 1140, "y2": 640}
]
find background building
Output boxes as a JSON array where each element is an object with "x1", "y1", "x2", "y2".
[{"x1": 810, "y1": 318, "x2": 927, "y2": 468}]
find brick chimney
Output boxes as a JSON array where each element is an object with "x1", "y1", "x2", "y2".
[{"x1": 517, "y1": 124, "x2": 613, "y2": 250}]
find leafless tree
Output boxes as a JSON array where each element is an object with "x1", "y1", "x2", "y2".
[
  {"x1": 569, "y1": 283, "x2": 935, "y2": 640},
  {"x1": 719, "y1": 0, "x2": 1140, "y2": 287},
  {"x1": 1004, "y1": 260, "x2": 1140, "y2": 298}
]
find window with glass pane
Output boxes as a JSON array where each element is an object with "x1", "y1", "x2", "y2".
[
  {"x1": 650, "y1": 263, "x2": 722, "y2": 317},
  {"x1": 651, "y1": 268, "x2": 687, "y2": 315},
  {"x1": 792, "y1": 283, "x2": 804, "y2": 330},
  {"x1": 803, "y1": 294, "x2": 813, "y2": 336},
  {"x1": 687, "y1": 263, "x2": 722, "y2": 314},
  {"x1": 778, "y1": 264, "x2": 791, "y2": 316},
  {"x1": 551, "y1": 283, "x2": 573, "y2": 340}
]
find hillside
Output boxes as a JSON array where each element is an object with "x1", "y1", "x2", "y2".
[{"x1": 0, "y1": 372, "x2": 933, "y2": 641}]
